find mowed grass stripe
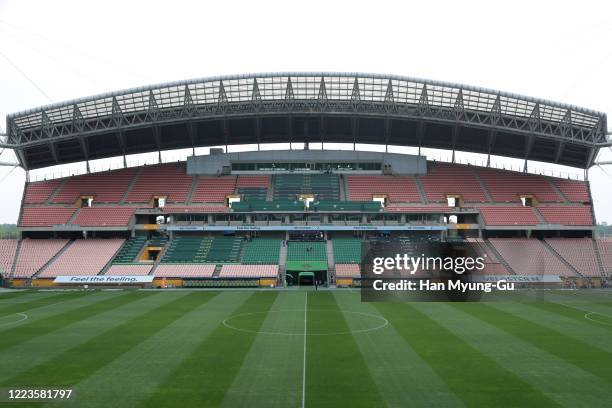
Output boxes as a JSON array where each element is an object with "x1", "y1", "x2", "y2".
[
  {"x1": 61, "y1": 292, "x2": 251, "y2": 408},
  {"x1": 306, "y1": 291, "x2": 385, "y2": 408},
  {"x1": 0, "y1": 290, "x2": 57, "y2": 305},
  {"x1": 0, "y1": 292, "x2": 174, "y2": 383},
  {"x1": 0, "y1": 291, "x2": 88, "y2": 316},
  {"x1": 531, "y1": 300, "x2": 612, "y2": 330},
  {"x1": 137, "y1": 291, "x2": 278, "y2": 408},
  {"x1": 221, "y1": 291, "x2": 305, "y2": 408},
  {"x1": 491, "y1": 302, "x2": 612, "y2": 353},
  {"x1": 376, "y1": 302, "x2": 558, "y2": 408},
  {"x1": 4, "y1": 291, "x2": 212, "y2": 388},
  {"x1": 420, "y1": 303, "x2": 610, "y2": 408},
  {"x1": 334, "y1": 292, "x2": 463, "y2": 408},
  {"x1": 0, "y1": 290, "x2": 34, "y2": 299},
  {"x1": 0, "y1": 291, "x2": 135, "y2": 351},
  {"x1": 456, "y1": 303, "x2": 612, "y2": 385}
]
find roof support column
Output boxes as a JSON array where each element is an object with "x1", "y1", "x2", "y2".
[
  {"x1": 254, "y1": 118, "x2": 261, "y2": 151},
  {"x1": 304, "y1": 119, "x2": 309, "y2": 150},
  {"x1": 417, "y1": 120, "x2": 425, "y2": 157},
  {"x1": 187, "y1": 122, "x2": 195, "y2": 156},
  {"x1": 352, "y1": 117, "x2": 358, "y2": 151},
  {"x1": 287, "y1": 116, "x2": 293, "y2": 150},
  {"x1": 153, "y1": 126, "x2": 162, "y2": 164},
  {"x1": 523, "y1": 134, "x2": 534, "y2": 172},
  {"x1": 384, "y1": 118, "x2": 391, "y2": 153},
  {"x1": 486, "y1": 129, "x2": 496, "y2": 167},
  {"x1": 320, "y1": 116, "x2": 326, "y2": 150},
  {"x1": 115, "y1": 130, "x2": 127, "y2": 168},
  {"x1": 77, "y1": 137, "x2": 90, "y2": 173},
  {"x1": 554, "y1": 142, "x2": 565, "y2": 164},
  {"x1": 223, "y1": 119, "x2": 229, "y2": 153},
  {"x1": 451, "y1": 125, "x2": 458, "y2": 163}
]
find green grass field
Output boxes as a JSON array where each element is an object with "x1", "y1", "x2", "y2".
[{"x1": 0, "y1": 289, "x2": 611, "y2": 407}]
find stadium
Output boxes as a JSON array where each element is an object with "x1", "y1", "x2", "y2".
[{"x1": 0, "y1": 72, "x2": 611, "y2": 407}]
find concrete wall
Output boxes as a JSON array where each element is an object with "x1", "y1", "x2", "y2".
[{"x1": 187, "y1": 150, "x2": 426, "y2": 175}]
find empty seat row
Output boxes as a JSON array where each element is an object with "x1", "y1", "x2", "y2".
[
  {"x1": 333, "y1": 239, "x2": 362, "y2": 263},
  {"x1": 287, "y1": 241, "x2": 327, "y2": 262},
  {"x1": 73, "y1": 207, "x2": 135, "y2": 227},
  {"x1": 241, "y1": 238, "x2": 280, "y2": 264},
  {"x1": 12, "y1": 239, "x2": 69, "y2": 277},
  {"x1": 545, "y1": 238, "x2": 602, "y2": 277},
  {"x1": 192, "y1": 176, "x2": 237, "y2": 202},
  {"x1": 53, "y1": 168, "x2": 136, "y2": 203},
  {"x1": 552, "y1": 179, "x2": 590, "y2": 202},
  {"x1": 346, "y1": 175, "x2": 421, "y2": 202},
  {"x1": 479, "y1": 206, "x2": 540, "y2": 225},
  {"x1": 420, "y1": 162, "x2": 487, "y2": 202},
  {"x1": 24, "y1": 180, "x2": 62, "y2": 203},
  {"x1": 0, "y1": 240, "x2": 18, "y2": 276},
  {"x1": 40, "y1": 239, "x2": 124, "y2": 277},
  {"x1": 162, "y1": 236, "x2": 213, "y2": 263},
  {"x1": 105, "y1": 264, "x2": 153, "y2": 276},
  {"x1": 154, "y1": 264, "x2": 215, "y2": 278},
  {"x1": 126, "y1": 164, "x2": 193, "y2": 203},
  {"x1": 335, "y1": 264, "x2": 360, "y2": 278},
  {"x1": 476, "y1": 168, "x2": 562, "y2": 202},
  {"x1": 19, "y1": 207, "x2": 76, "y2": 227},
  {"x1": 113, "y1": 236, "x2": 148, "y2": 264},
  {"x1": 219, "y1": 264, "x2": 278, "y2": 278},
  {"x1": 274, "y1": 174, "x2": 339, "y2": 200},
  {"x1": 537, "y1": 206, "x2": 593, "y2": 226},
  {"x1": 488, "y1": 238, "x2": 576, "y2": 276},
  {"x1": 596, "y1": 239, "x2": 612, "y2": 276}
]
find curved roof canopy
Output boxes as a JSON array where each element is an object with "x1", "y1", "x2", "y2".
[{"x1": 4, "y1": 72, "x2": 608, "y2": 170}]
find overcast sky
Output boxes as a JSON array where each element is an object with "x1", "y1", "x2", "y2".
[{"x1": 0, "y1": 0, "x2": 610, "y2": 224}]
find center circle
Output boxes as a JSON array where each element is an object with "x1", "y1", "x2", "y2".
[
  {"x1": 584, "y1": 312, "x2": 612, "y2": 326},
  {"x1": 222, "y1": 309, "x2": 388, "y2": 336},
  {"x1": 0, "y1": 313, "x2": 28, "y2": 327}
]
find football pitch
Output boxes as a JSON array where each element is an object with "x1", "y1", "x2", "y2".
[{"x1": 0, "y1": 289, "x2": 611, "y2": 407}]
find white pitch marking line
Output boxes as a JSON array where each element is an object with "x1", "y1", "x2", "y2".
[
  {"x1": 555, "y1": 301, "x2": 612, "y2": 326},
  {"x1": 0, "y1": 312, "x2": 28, "y2": 327},
  {"x1": 222, "y1": 310, "x2": 388, "y2": 336},
  {"x1": 301, "y1": 291, "x2": 307, "y2": 408},
  {"x1": 584, "y1": 312, "x2": 612, "y2": 326}
]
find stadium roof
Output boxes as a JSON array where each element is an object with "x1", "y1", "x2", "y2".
[{"x1": 3, "y1": 72, "x2": 609, "y2": 170}]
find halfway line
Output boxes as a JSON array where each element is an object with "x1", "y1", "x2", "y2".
[{"x1": 302, "y1": 291, "x2": 308, "y2": 408}]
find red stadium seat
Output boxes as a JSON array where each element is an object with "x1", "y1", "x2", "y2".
[
  {"x1": 126, "y1": 164, "x2": 193, "y2": 203},
  {"x1": 154, "y1": 264, "x2": 215, "y2": 278},
  {"x1": 479, "y1": 206, "x2": 540, "y2": 225},
  {"x1": 552, "y1": 179, "x2": 590, "y2": 203},
  {"x1": 20, "y1": 207, "x2": 76, "y2": 227},
  {"x1": 24, "y1": 180, "x2": 62, "y2": 204},
  {"x1": 488, "y1": 238, "x2": 576, "y2": 276},
  {"x1": 73, "y1": 207, "x2": 135, "y2": 226},
  {"x1": 477, "y1": 168, "x2": 562, "y2": 202},
  {"x1": 12, "y1": 239, "x2": 69, "y2": 277},
  {"x1": 52, "y1": 168, "x2": 136, "y2": 203},
  {"x1": 191, "y1": 176, "x2": 237, "y2": 202},
  {"x1": 419, "y1": 162, "x2": 487, "y2": 202},
  {"x1": 545, "y1": 238, "x2": 602, "y2": 277},
  {"x1": 105, "y1": 264, "x2": 153, "y2": 276},
  {"x1": 537, "y1": 205, "x2": 593, "y2": 226},
  {"x1": 40, "y1": 239, "x2": 125, "y2": 277},
  {"x1": 346, "y1": 175, "x2": 422, "y2": 202}
]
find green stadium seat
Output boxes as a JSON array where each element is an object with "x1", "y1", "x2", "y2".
[{"x1": 332, "y1": 238, "x2": 362, "y2": 263}]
